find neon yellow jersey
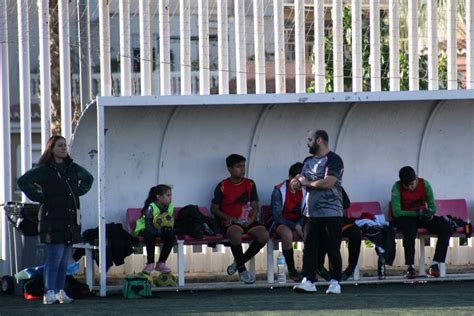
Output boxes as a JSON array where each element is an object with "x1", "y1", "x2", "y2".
[{"x1": 134, "y1": 202, "x2": 174, "y2": 235}]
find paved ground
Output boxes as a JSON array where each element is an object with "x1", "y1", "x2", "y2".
[{"x1": 1, "y1": 280, "x2": 474, "y2": 315}]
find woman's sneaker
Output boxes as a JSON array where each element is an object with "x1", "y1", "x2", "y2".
[
  {"x1": 406, "y1": 266, "x2": 416, "y2": 279},
  {"x1": 326, "y1": 280, "x2": 341, "y2": 294},
  {"x1": 428, "y1": 264, "x2": 440, "y2": 278},
  {"x1": 56, "y1": 289, "x2": 74, "y2": 304},
  {"x1": 293, "y1": 277, "x2": 317, "y2": 293},
  {"x1": 43, "y1": 290, "x2": 57, "y2": 305}
]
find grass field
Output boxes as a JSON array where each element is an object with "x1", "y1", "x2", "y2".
[{"x1": 1, "y1": 280, "x2": 474, "y2": 315}]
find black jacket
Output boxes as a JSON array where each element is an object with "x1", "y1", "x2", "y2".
[{"x1": 17, "y1": 156, "x2": 93, "y2": 244}]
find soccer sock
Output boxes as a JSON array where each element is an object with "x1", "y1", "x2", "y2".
[
  {"x1": 283, "y1": 248, "x2": 296, "y2": 272},
  {"x1": 230, "y1": 244, "x2": 246, "y2": 272},
  {"x1": 243, "y1": 241, "x2": 265, "y2": 263}
]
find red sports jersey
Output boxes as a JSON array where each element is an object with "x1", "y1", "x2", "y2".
[
  {"x1": 282, "y1": 183, "x2": 303, "y2": 220},
  {"x1": 213, "y1": 178, "x2": 258, "y2": 219},
  {"x1": 399, "y1": 178, "x2": 427, "y2": 212}
]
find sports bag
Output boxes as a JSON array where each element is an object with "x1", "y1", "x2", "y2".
[{"x1": 122, "y1": 275, "x2": 151, "y2": 299}]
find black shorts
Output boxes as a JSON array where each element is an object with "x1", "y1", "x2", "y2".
[{"x1": 223, "y1": 221, "x2": 265, "y2": 235}]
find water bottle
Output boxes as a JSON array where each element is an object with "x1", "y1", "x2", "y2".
[
  {"x1": 239, "y1": 202, "x2": 251, "y2": 225},
  {"x1": 277, "y1": 252, "x2": 286, "y2": 284},
  {"x1": 377, "y1": 254, "x2": 386, "y2": 280}
]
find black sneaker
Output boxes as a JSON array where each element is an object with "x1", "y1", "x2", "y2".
[
  {"x1": 427, "y1": 264, "x2": 440, "y2": 278},
  {"x1": 341, "y1": 268, "x2": 354, "y2": 281},
  {"x1": 406, "y1": 266, "x2": 416, "y2": 279},
  {"x1": 317, "y1": 267, "x2": 331, "y2": 282},
  {"x1": 288, "y1": 270, "x2": 303, "y2": 282}
]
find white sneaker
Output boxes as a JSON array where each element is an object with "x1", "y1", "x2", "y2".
[
  {"x1": 43, "y1": 290, "x2": 57, "y2": 305},
  {"x1": 293, "y1": 277, "x2": 317, "y2": 293},
  {"x1": 56, "y1": 289, "x2": 74, "y2": 304},
  {"x1": 326, "y1": 279, "x2": 341, "y2": 294}
]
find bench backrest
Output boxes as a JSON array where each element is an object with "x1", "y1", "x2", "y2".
[
  {"x1": 126, "y1": 206, "x2": 210, "y2": 235},
  {"x1": 388, "y1": 199, "x2": 468, "y2": 221},
  {"x1": 346, "y1": 201, "x2": 382, "y2": 219}
]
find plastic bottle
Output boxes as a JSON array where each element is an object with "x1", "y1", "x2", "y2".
[
  {"x1": 239, "y1": 202, "x2": 251, "y2": 225},
  {"x1": 277, "y1": 252, "x2": 286, "y2": 284}
]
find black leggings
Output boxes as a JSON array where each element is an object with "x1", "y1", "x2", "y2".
[
  {"x1": 143, "y1": 230, "x2": 176, "y2": 264},
  {"x1": 318, "y1": 224, "x2": 361, "y2": 272}
]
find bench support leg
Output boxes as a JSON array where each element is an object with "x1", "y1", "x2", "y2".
[
  {"x1": 249, "y1": 256, "x2": 256, "y2": 276},
  {"x1": 177, "y1": 240, "x2": 185, "y2": 287},
  {"x1": 418, "y1": 237, "x2": 426, "y2": 276},
  {"x1": 85, "y1": 248, "x2": 94, "y2": 289},
  {"x1": 440, "y1": 262, "x2": 446, "y2": 277},
  {"x1": 266, "y1": 239, "x2": 274, "y2": 284},
  {"x1": 353, "y1": 261, "x2": 360, "y2": 281}
]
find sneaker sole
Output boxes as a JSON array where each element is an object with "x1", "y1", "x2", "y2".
[{"x1": 326, "y1": 291, "x2": 341, "y2": 294}]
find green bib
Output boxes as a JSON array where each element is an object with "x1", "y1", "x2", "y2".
[{"x1": 134, "y1": 202, "x2": 174, "y2": 236}]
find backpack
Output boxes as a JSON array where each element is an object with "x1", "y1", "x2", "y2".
[
  {"x1": 443, "y1": 215, "x2": 472, "y2": 238},
  {"x1": 65, "y1": 275, "x2": 92, "y2": 299},
  {"x1": 174, "y1": 205, "x2": 216, "y2": 239}
]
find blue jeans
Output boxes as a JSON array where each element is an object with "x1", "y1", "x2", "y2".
[{"x1": 44, "y1": 244, "x2": 73, "y2": 292}]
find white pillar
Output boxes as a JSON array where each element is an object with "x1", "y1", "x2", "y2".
[
  {"x1": 447, "y1": 0, "x2": 457, "y2": 90},
  {"x1": 333, "y1": 0, "x2": 343, "y2": 92},
  {"x1": 17, "y1": 0, "x2": 32, "y2": 202},
  {"x1": 99, "y1": 0, "x2": 111, "y2": 96},
  {"x1": 217, "y1": 0, "x2": 229, "y2": 94},
  {"x1": 351, "y1": 0, "x2": 362, "y2": 92},
  {"x1": 59, "y1": 0, "x2": 72, "y2": 141},
  {"x1": 0, "y1": 0, "x2": 12, "y2": 272},
  {"x1": 427, "y1": 0, "x2": 438, "y2": 90},
  {"x1": 314, "y1": 0, "x2": 325, "y2": 93},
  {"x1": 96, "y1": 102, "x2": 106, "y2": 296},
  {"x1": 180, "y1": 0, "x2": 192, "y2": 95},
  {"x1": 408, "y1": 0, "x2": 419, "y2": 91},
  {"x1": 38, "y1": 0, "x2": 51, "y2": 149},
  {"x1": 294, "y1": 0, "x2": 305, "y2": 93},
  {"x1": 467, "y1": 0, "x2": 474, "y2": 89},
  {"x1": 274, "y1": 0, "x2": 285, "y2": 93},
  {"x1": 369, "y1": 0, "x2": 381, "y2": 91},
  {"x1": 234, "y1": 0, "x2": 247, "y2": 94},
  {"x1": 389, "y1": 0, "x2": 400, "y2": 91},
  {"x1": 139, "y1": 0, "x2": 152, "y2": 96},
  {"x1": 159, "y1": 0, "x2": 171, "y2": 96},
  {"x1": 253, "y1": 0, "x2": 266, "y2": 94},
  {"x1": 77, "y1": 0, "x2": 91, "y2": 109},
  {"x1": 120, "y1": 0, "x2": 132, "y2": 96},
  {"x1": 198, "y1": 0, "x2": 210, "y2": 95}
]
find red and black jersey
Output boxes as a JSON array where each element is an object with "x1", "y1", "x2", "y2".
[
  {"x1": 282, "y1": 182, "x2": 303, "y2": 220},
  {"x1": 399, "y1": 178, "x2": 427, "y2": 211},
  {"x1": 212, "y1": 178, "x2": 259, "y2": 219}
]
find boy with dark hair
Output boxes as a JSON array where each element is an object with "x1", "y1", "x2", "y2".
[
  {"x1": 211, "y1": 154, "x2": 270, "y2": 284},
  {"x1": 391, "y1": 166, "x2": 452, "y2": 279},
  {"x1": 270, "y1": 162, "x2": 305, "y2": 282}
]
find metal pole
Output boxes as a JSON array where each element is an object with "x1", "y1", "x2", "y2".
[
  {"x1": 198, "y1": 0, "x2": 210, "y2": 95},
  {"x1": 139, "y1": 0, "x2": 152, "y2": 95},
  {"x1": 180, "y1": 0, "x2": 191, "y2": 95},
  {"x1": 217, "y1": 0, "x2": 229, "y2": 94},
  {"x1": 38, "y1": 0, "x2": 51, "y2": 149},
  {"x1": 273, "y1": 0, "x2": 285, "y2": 93},
  {"x1": 17, "y1": 0, "x2": 32, "y2": 202},
  {"x1": 99, "y1": 0, "x2": 111, "y2": 96},
  {"x1": 59, "y1": 0, "x2": 72, "y2": 141},
  {"x1": 119, "y1": 0, "x2": 132, "y2": 96},
  {"x1": 159, "y1": 0, "x2": 171, "y2": 95},
  {"x1": 234, "y1": 0, "x2": 247, "y2": 94},
  {"x1": 294, "y1": 0, "x2": 305, "y2": 93},
  {"x1": 314, "y1": 0, "x2": 325, "y2": 93},
  {"x1": 351, "y1": 0, "x2": 362, "y2": 92},
  {"x1": 0, "y1": 0, "x2": 12, "y2": 275},
  {"x1": 253, "y1": 0, "x2": 265, "y2": 94},
  {"x1": 369, "y1": 0, "x2": 381, "y2": 91},
  {"x1": 77, "y1": 0, "x2": 92, "y2": 105}
]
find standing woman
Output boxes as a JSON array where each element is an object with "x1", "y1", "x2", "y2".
[{"x1": 17, "y1": 136, "x2": 93, "y2": 304}]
